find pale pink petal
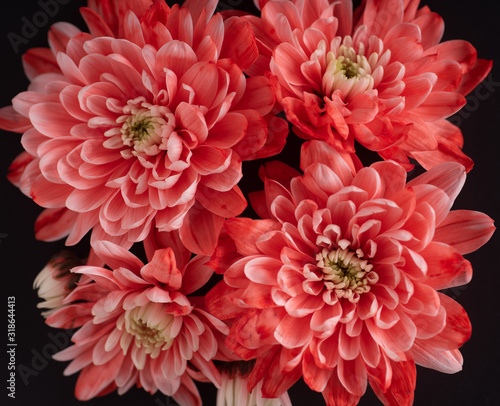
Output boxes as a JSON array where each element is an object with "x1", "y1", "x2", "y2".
[
  {"x1": 411, "y1": 343, "x2": 463, "y2": 373},
  {"x1": 434, "y1": 210, "x2": 495, "y2": 255}
]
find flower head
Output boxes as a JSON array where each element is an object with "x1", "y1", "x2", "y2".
[
  {"x1": 206, "y1": 141, "x2": 495, "y2": 404},
  {"x1": 34, "y1": 251, "x2": 83, "y2": 317},
  {"x1": 1, "y1": 0, "x2": 287, "y2": 254},
  {"x1": 245, "y1": 0, "x2": 492, "y2": 170},
  {"x1": 46, "y1": 233, "x2": 229, "y2": 403}
]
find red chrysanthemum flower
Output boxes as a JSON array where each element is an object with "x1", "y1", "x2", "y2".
[
  {"x1": 1, "y1": 0, "x2": 287, "y2": 254},
  {"x1": 206, "y1": 141, "x2": 494, "y2": 405},
  {"x1": 244, "y1": 0, "x2": 491, "y2": 170},
  {"x1": 46, "y1": 232, "x2": 229, "y2": 405}
]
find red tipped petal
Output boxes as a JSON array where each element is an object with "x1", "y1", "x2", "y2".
[
  {"x1": 251, "y1": 347, "x2": 303, "y2": 398},
  {"x1": 196, "y1": 184, "x2": 247, "y2": 218},
  {"x1": 179, "y1": 203, "x2": 224, "y2": 255},
  {"x1": 423, "y1": 294, "x2": 471, "y2": 351},
  {"x1": 0, "y1": 106, "x2": 32, "y2": 133},
  {"x1": 140, "y1": 247, "x2": 182, "y2": 289},
  {"x1": 35, "y1": 208, "x2": 77, "y2": 242},
  {"x1": 421, "y1": 242, "x2": 472, "y2": 290},
  {"x1": 303, "y1": 350, "x2": 331, "y2": 392},
  {"x1": 323, "y1": 370, "x2": 362, "y2": 406},
  {"x1": 370, "y1": 358, "x2": 416, "y2": 406},
  {"x1": 220, "y1": 17, "x2": 258, "y2": 71},
  {"x1": 225, "y1": 217, "x2": 280, "y2": 256},
  {"x1": 457, "y1": 58, "x2": 493, "y2": 96}
]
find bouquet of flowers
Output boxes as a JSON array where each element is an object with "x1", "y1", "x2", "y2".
[{"x1": 1, "y1": 0, "x2": 496, "y2": 405}]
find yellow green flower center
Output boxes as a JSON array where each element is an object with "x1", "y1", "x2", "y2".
[
  {"x1": 321, "y1": 41, "x2": 377, "y2": 98},
  {"x1": 104, "y1": 96, "x2": 175, "y2": 158},
  {"x1": 125, "y1": 116, "x2": 155, "y2": 142},
  {"x1": 337, "y1": 56, "x2": 361, "y2": 79},
  {"x1": 121, "y1": 303, "x2": 176, "y2": 358},
  {"x1": 316, "y1": 242, "x2": 378, "y2": 303}
]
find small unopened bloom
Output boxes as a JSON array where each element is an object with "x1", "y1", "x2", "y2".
[
  {"x1": 33, "y1": 251, "x2": 82, "y2": 317},
  {"x1": 217, "y1": 362, "x2": 291, "y2": 406}
]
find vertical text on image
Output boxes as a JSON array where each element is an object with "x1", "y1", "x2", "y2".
[{"x1": 7, "y1": 296, "x2": 16, "y2": 399}]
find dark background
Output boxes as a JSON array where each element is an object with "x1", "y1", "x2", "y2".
[{"x1": 1, "y1": 0, "x2": 499, "y2": 405}]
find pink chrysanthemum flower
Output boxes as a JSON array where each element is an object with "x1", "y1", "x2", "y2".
[
  {"x1": 33, "y1": 251, "x2": 83, "y2": 317},
  {"x1": 1, "y1": 0, "x2": 287, "y2": 254},
  {"x1": 46, "y1": 233, "x2": 229, "y2": 404},
  {"x1": 244, "y1": 0, "x2": 491, "y2": 170},
  {"x1": 206, "y1": 141, "x2": 494, "y2": 405}
]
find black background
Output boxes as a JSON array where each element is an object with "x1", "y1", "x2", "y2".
[{"x1": 1, "y1": 0, "x2": 499, "y2": 405}]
